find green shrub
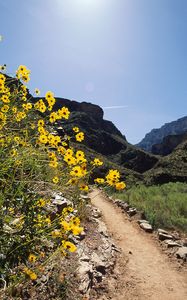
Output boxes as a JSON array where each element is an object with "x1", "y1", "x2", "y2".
[{"x1": 111, "y1": 182, "x2": 187, "y2": 232}]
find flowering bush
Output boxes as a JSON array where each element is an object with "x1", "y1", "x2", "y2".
[{"x1": 0, "y1": 65, "x2": 125, "y2": 293}]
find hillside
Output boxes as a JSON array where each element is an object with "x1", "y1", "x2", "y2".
[
  {"x1": 151, "y1": 131, "x2": 187, "y2": 156},
  {"x1": 31, "y1": 96, "x2": 187, "y2": 184},
  {"x1": 37, "y1": 97, "x2": 159, "y2": 173},
  {"x1": 2, "y1": 73, "x2": 187, "y2": 185},
  {"x1": 145, "y1": 139, "x2": 187, "y2": 184},
  {"x1": 137, "y1": 116, "x2": 187, "y2": 152}
]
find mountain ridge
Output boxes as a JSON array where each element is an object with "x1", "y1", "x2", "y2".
[{"x1": 137, "y1": 116, "x2": 187, "y2": 152}]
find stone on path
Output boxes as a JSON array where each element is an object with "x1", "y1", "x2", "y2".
[
  {"x1": 158, "y1": 232, "x2": 174, "y2": 241},
  {"x1": 140, "y1": 222, "x2": 153, "y2": 233},
  {"x1": 164, "y1": 240, "x2": 182, "y2": 248},
  {"x1": 176, "y1": 247, "x2": 187, "y2": 260}
]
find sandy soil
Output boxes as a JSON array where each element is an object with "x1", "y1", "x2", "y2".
[{"x1": 90, "y1": 189, "x2": 187, "y2": 300}]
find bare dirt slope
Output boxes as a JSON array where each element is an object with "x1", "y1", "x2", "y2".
[{"x1": 90, "y1": 190, "x2": 187, "y2": 300}]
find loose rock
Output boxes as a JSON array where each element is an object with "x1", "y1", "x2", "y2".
[
  {"x1": 176, "y1": 247, "x2": 187, "y2": 260},
  {"x1": 92, "y1": 208, "x2": 102, "y2": 218},
  {"x1": 127, "y1": 208, "x2": 137, "y2": 216},
  {"x1": 158, "y1": 232, "x2": 174, "y2": 241},
  {"x1": 140, "y1": 222, "x2": 153, "y2": 233},
  {"x1": 137, "y1": 220, "x2": 149, "y2": 224},
  {"x1": 164, "y1": 240, "x2": 182, "y2": 247}
]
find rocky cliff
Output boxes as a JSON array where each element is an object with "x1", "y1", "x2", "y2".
[
  {"x1": 43, "y1": 97, "x2": 158, "y2": 172},
  {"x1": 137, "y1": 116, "x2": 187, "y2": 152},
  {"x1": 152, "y1": 131, "x2": 187, "y2": 156}
]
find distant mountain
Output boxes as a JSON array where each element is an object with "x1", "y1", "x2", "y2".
[
  {"x1": 137, "y1": 116, "x2": 187, "y2": 152},
  {"x1": 151, "y1": 131, "x2": 187, "y2": 156}
]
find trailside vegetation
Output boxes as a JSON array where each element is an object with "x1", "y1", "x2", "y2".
[
  {"x1": 0, "y1": 65, "x2": 125, "y2": 295},
  {"x1": 111, "y1": 182, "x2": 187, "y2": 232}
]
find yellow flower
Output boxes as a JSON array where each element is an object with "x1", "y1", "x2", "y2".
[
  {"x1": 65, "y1": 148, "x2": 73, "y2": 156},
  {"x1": 71, "y1": 225, "x2": 83, "y2": 235},
  {"x1": 1, "y1": 95, "x2": 10, "y2": 103},
  {"x1": 76, "y1": 150, "x2": 85, "y2": 159},
  {"x1": 115, "y1": 181, "x2": 126, "y2": 190},
  {"x1": 52, "y1": 176, "x2": 59, "y2": 184},
  {"x1": 48, "y1": 151, "x2": 56, "y2": 159},
  {"x1": 71, "y1": 216, "x2": 80, "y2": 226},
  {"x1": 39, "y1": 134, "x2": 48, "y2": 144},
  {"x1": 17, "y1": 68, "x2": 30, "y2": 82},
  {"x1": 23, "y1": 267, "x2": 37, "y2": 280},
  {"x1": 94, "y1": 178, "x2": 105, "y2": 184},
  {"x1": 34, "y1": 88, "x2": 40, "y2": 95},
  {"x1": 39, "y1": 104, "x2": 47, "y2": 113},
  {"x1": 62, "y1": 241, "x2": 77, "y2": 252},
  {"x1": 91, "y1": 158, "x2": 103, "y2": 166},
  {"x1": 64, "y1": 155, "x2": 76, "y2": 166},
  {"x1": 45, "y1": 91, "x2": 54, "y2": 100},
  {"x1": 73, "y1": 127, "x2": 79, "y2": 133},
  {"x1": 79, "y1": 184, "x2": 89, "y2": 191},
  {"x1": 0, "y1": 64, "x2": 6, "y2": 71},
  {"x1": 58, "y1": 107, "x2": 70, "y2": 120},
  {"x1": 49, "y1": 112, "x2": 57, "y2": 123},
  {"x1": 10, "y1": 149, "x2": 18, "y2": 157},
  {"x1": 51, "y1": 229, "x2": 61, "y2": 238},
  {"x1": 8, "y1": 207, "x2": 14, "y2": 214},
  {"x1": 23, "y1": 103, "x2": 32, "y2": 110},
  {"x1": 57, "y1": 146, "x2": 66, "y2": 155},
  {"x1": 1, "y1": 104, "x2": 9, "y2": 113},
  {"x1": 49, "y1": 160, "x2": 58, "y2": 168},
  {"x1": 30, "y1": 123, "x2": 35, "y2": 129},
  {"x1": 45, "y1": 217, "x2": 51, "y2": 225},
  {"x1": 75, "y1": 132, "x2": 84, "y2": 142},
  {"x1": 28, "y1": 254, "x2": 37, "y2": 263},
  {"x1": 67, "y1": 178, "x2": 78, "y2": 185},
  {"x1": 14, "y1": 136, "x2": 20, "y2": 143},
  {"x1": 38, "y1": 126, "x2": 46, "y2": 135},
  {"x1": 38, "y1": 119, "x2": 45, "y2": 127},
  {"x1": 37, "y1": 198, "x2": 46, "y2": 207},
  {"x1": 12, "y1": 106, "x2": 17, "y2": 113},
  {"x1": 60, "y1": 220, "x2": 70, "y2": 231},
  {"x1": 106, "y1": 169, "x2": 120, "y2": 186},
  {"x1": 66, "y1": 206, "x2": 74, "y2": 213},
  {"x1": 17, "y1": 65, "x2": 28, "y2": 74},
  {"x1": 22, "y1": 96, "x2": 27, "y2": 101},
  {"x1": 48, "y1": 97, "x2": 56, "y2": 107},
  {"x1": 0, "y1": 74, "x2": 5, "y2": 81},
  {"x1": 70, "y1": 166, "x2": 84, "y2": 177}
]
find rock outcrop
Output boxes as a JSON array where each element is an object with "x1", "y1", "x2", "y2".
[
  {"x1": 33, "y1": 96, "x2": 158, "y2": 173},
  {"x1": 151, "y1": 131, "x2": 187, "y2": 156},
  {"x1": 145, "y1": 139, "x2": 187, "y2": 184},
  {"x1": 137, "y1": 116, "x2": 187, "y2": 152}
]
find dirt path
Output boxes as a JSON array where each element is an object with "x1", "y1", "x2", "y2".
[{"x1": 90, "y1": 190, "x2": 187, "y2": 300}]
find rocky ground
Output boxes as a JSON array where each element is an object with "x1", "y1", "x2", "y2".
[{"x1": 1, "y1": 190, "x2": 187, "y2": 300}]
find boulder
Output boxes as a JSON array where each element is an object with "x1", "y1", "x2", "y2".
[
  {"x1": 176, "y1": 247, "x2": 187, "y2": 260},
  {"x1": 97, "y1": 220, "x2": 108, "y2": 237},
  {"x1": 91, "y1": 252, "x2": 106, "y2": 274},
  {"x1": 140, "y1": 222, "x2": 153, "y2": 233},
  {"x1": 137, "y1": 220, "x2": 149, "y2": 224},
  {"x1": 92, "y1": 208, "x2": 102, "y2": 218},
  {"x1": 77, "y1": 262, "x2": 93, "y2": 294},
  {"x1": 158, "y1": 232, "x2": 174, "y2": 241},
  {"x1": 164, "y1": 240, "x2": 181, "y2": 248},
  {"x1": 127, "y1": 208, "x2": 137, "y2": 216}
]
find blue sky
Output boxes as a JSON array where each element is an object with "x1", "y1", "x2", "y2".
[{"x1": 0, "y1": 0, "x2": 187, "y2": 144}]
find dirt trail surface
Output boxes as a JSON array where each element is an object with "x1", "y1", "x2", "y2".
[{"x1": 90, "y1": 190, "x2": 187, "y2": 300}]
